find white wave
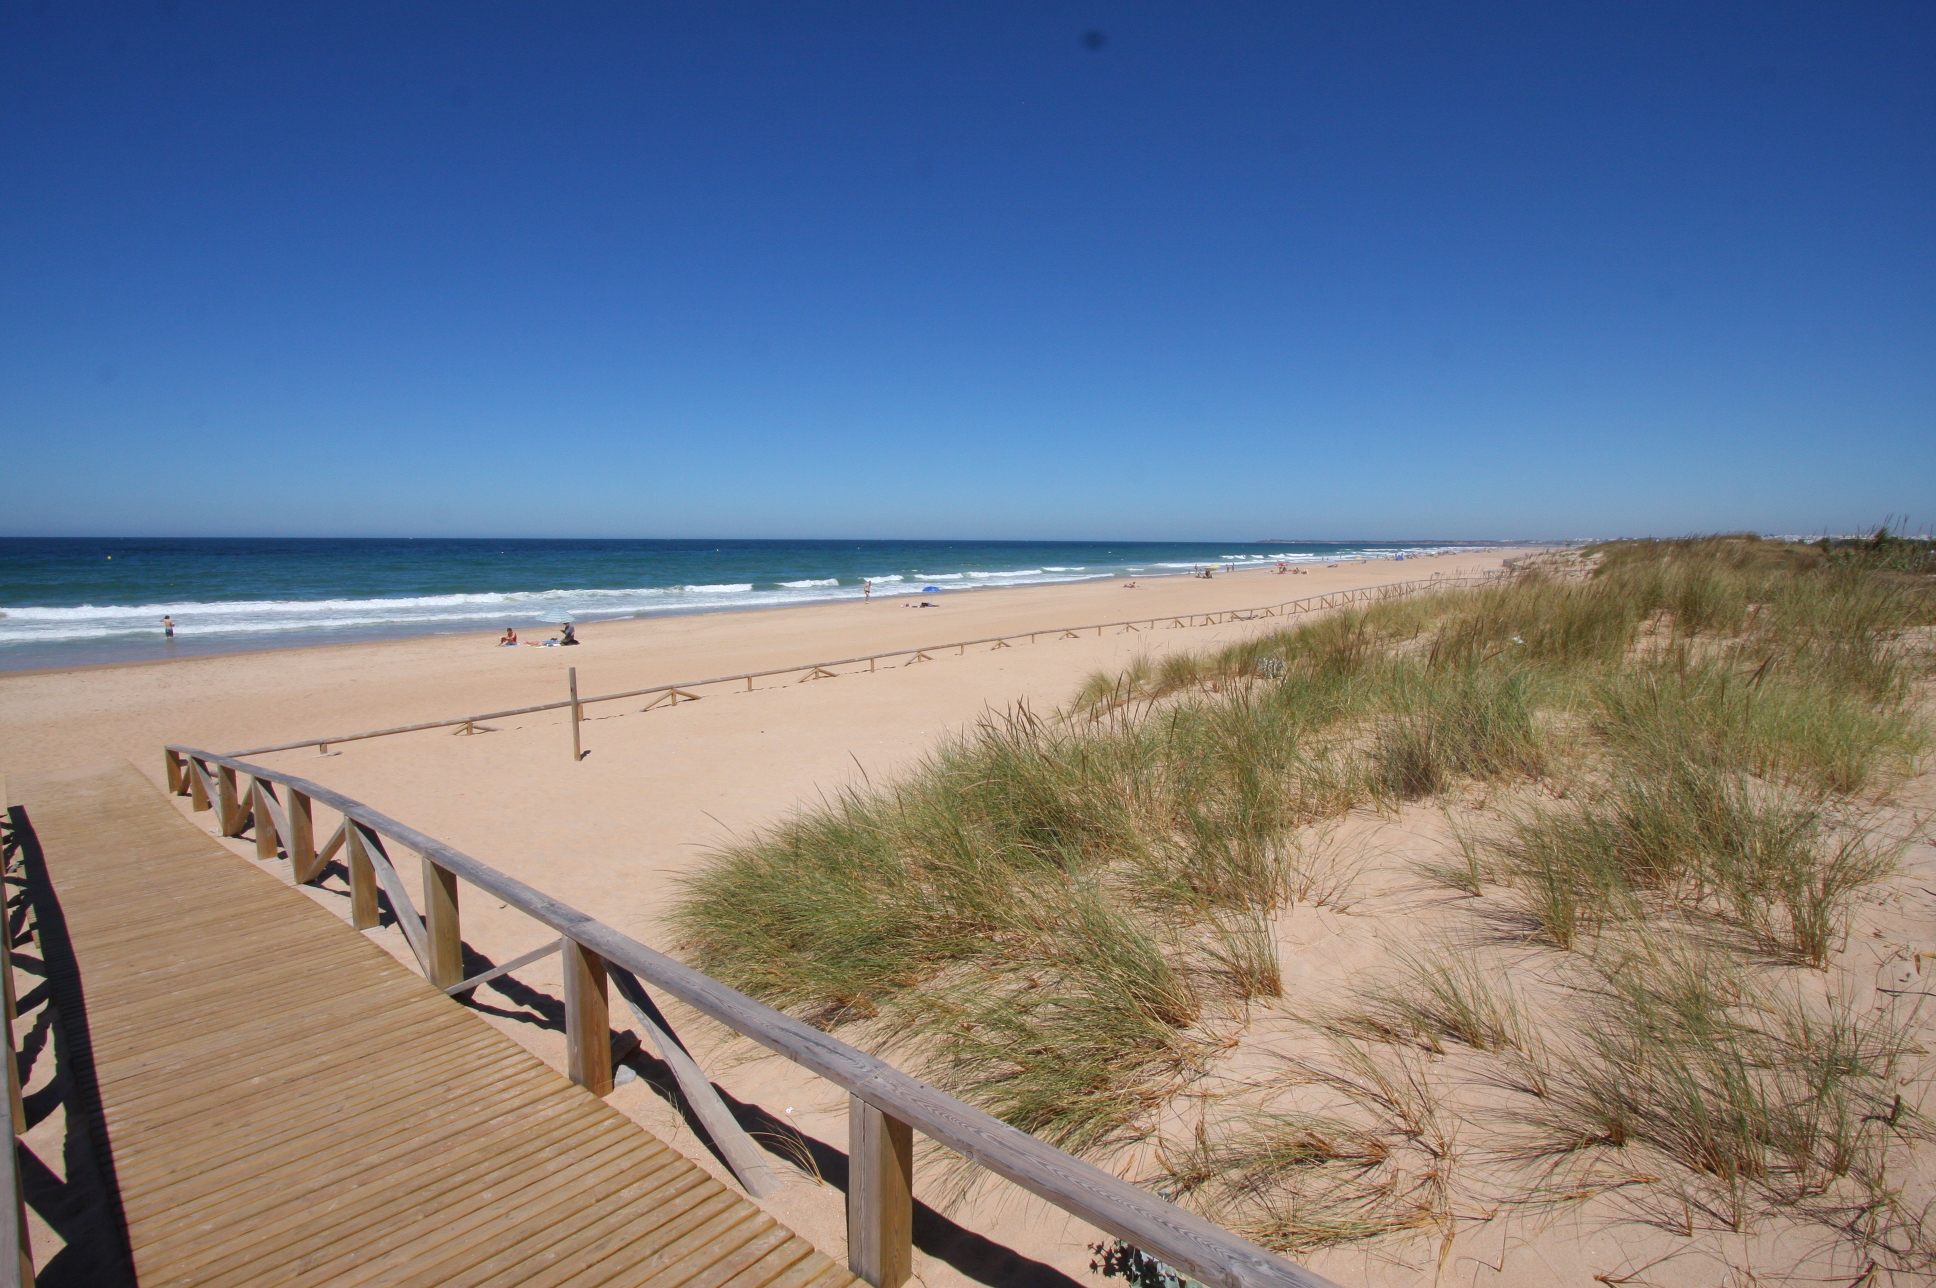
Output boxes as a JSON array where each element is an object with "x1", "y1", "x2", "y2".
[{"x1": 0, "y1": 546, "x2": 1498, "y2": 651}]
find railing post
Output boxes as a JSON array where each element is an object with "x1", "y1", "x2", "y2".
[
  {"x1": 2, "y1": 907, "x2": 23, "y2": 1137},
  {"x1": 569, "y1": 666, "x2": 582, "y2": 762},
  {"x1": 286, "y1": 790, "x2": 317, "y2": 883},
  {"x1": 217, "y1": 765, "x2": 245, "y2": 837},
  {"x1": 422, "y1": 858, "x2": 462, "y2": 990},
  {"x1": 1, "y1": 873, "x2": 32, "y2": 1286},
  {"x1": 562, "y1": 939, "x2": 613, "y2": 1096},
  {"x1": 252, "y1": 779, "x2": 278, "y2": 860},
  {"x1": 164, "y1": 748, "x2": 184, "y2": 795},
  {"x1": 848, "y1": 1095, "x2": 913, "y2": 1288},
  {"x1": 188, "y1": 758, "x2": 209, "y2": 812},
  {"x1": 346, "y1": 824, "x2": 380, "y2": 930}
]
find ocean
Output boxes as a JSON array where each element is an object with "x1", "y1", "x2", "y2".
[{"x1": 0, "y1": 537, "x2": 1493, "y2": 672}]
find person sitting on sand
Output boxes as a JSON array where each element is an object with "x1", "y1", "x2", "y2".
[
  {"x1": 1123, "y1": 580, "x2": 1137, "y2": 588},
  {"x1": 560, "y1": 622, "x2": 578, "y2": 645},
  {"x1": 500, "y1": 628, "x2": 518, "y2": 646}
]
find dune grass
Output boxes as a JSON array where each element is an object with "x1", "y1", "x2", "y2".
[
  {"x1": 1499, "y1": 942, "x2": 1930, "y2": 1234},
  {"x1": 1479, "y1": 766, "x2": 1904, "y2": 963},
  {"x1": 671, "y1": 535, "x2": 1934, "y2": 1270},
  {"x1": 1159, "y1": 1108, "x2": 1442, "y2": 1254}
]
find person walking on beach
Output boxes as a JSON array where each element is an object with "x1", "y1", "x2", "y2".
[
  {"x1": 864, "y1": 581, "x2": 871, "y2": 601},
  {"x1": 161, "y1": 615, "x2": 174, "y2": 637}
]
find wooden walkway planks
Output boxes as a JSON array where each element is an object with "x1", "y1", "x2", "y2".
[{"x1": 6, "y1": 764, "x2": 857, "y2": 1288}]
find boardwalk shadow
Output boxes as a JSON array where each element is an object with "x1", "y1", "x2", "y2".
[
  {"x1": 4, "y1": 806, "x2": 139, "y2": 1288},
  {"x1": 452, "y1": 943, "x2": 1082, "y2": 1288}
]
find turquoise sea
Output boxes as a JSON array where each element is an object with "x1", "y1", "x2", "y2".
[{"x1": 0, "y1": 537, "x2": 1494, "y2": 672}]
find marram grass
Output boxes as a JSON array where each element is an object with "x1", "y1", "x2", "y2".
[{"x1": 671, "y1": 534, "x2": 1935, "y2": 1271}]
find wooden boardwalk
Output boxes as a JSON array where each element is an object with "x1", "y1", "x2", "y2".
[{"x1": 6, "y1": 763, "x2": 858, "y2": 1288}]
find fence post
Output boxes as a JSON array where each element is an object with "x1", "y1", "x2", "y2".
[
  {"x1": 848, "y1": 1095, "x2": 913, "y2": 1288},
  {"x1": 422, "y1": 858, "x2": 462, "y2": 990},
  {"x1": 217, "y1": 766, "x2": 245, "y2": 837},
  {"x1": 569, "y1": 667, "x2": 582, "y2": 762},
  {"x1": 252, "y1": 780, "x2": 278, "y2": 860},
  {"x1": 562, "y1": 939, "x2": 613, "y2": 1095},
  {"x1": 164, "y1": 748, "x2": 184, "y2": 795},
  {"x1": 2, "y1": 907, "x2": 22, "y2": 1137},
  {"x1": 188, "y1": 759, "x2": 209, "y2": 811},
  {"x1": 1, "y1": 875, "x2": 31, "y2": 1285},
  {"x1": 286, "y1": 790, "x2": 317, "y2": 883},
  {"x1": 346, "y1": 824, "x2": 380, "y2": 930}
]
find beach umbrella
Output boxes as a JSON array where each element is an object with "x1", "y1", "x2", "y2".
[
  {"x1": 922, "y1": 586, "x2": 941, "y2": 593},
  {"x1": 538, "y1": 611, "x2": 576, "y2": 624}
]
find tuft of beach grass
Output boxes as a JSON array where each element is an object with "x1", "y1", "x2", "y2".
[{"x1": 670, "y1": 533, "x2": 1936, "y2": 1275}]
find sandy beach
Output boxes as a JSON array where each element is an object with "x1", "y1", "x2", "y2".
[{"x1": 1, "y1": 550, "x2": 1533, "y2": 1286}]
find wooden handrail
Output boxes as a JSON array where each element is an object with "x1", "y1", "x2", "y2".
[
  {"x1": 224, "y1": 569, "x2": 1515, "y2": 758},
  {"x1": 0, "y1": 818, "x2": 34, "y2": 1287},
  {"x1": 163, "y1": 744, "x2": 1344, "y2": 1288}
]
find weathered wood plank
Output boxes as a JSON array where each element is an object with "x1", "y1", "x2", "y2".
[
  {"x1": 167, "y1": 746, "x2": 1344, "y2": 1288},
  {"x1": 286, "y1": 789, "x2": 318, "y2": 883},
  {"x1": 0, "y1": 872, "x2": 29, "y2": 1288},
  {"x1": 422, "y1": 858, "x2": 463, "y2": 989},
  {"x1": 445, "y1": 937, "x2": 562, "y2": 996},
  {"x1": 355, "y1": 824, "x2": 431, "y2": 972},
  {"x1": 187, "y1": 756, "x2": 211, "y2": 811},
  {"x1": 847, "y1": 1097, "x2": 912, "y2": 1288},
  {"x1": 217, "y1": 765, "x2": 245, "y2": 836},
  {"x1": 562, "y1": 939, "x2": 613, "y2": 1096},
  {"x1": 10, "y1": 764, "x2": 858, "y2": 1288},
  {"x1": 347, "y1": 822, "x2": 380, "y2": 930},
  {"x1": 609, "y1": 966, "x2": 779, "y2": 1199},
  {"x1": 251, "y1": 778, "x2": 280, "y2": 860}
]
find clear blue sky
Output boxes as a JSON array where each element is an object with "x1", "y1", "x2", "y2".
[{"x1": 2, "y1": 2, "x2": 1929, "y2": 541}]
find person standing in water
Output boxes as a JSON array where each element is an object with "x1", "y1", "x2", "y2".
[{"x1": 161, "y1": 615, "x2": 175, "y2": 637}]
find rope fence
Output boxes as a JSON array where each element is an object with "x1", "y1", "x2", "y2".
[{"x1": 226, "y1": 567, "x2": 1525, "y2": 761}]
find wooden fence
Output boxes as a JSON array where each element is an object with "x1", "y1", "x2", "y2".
[
  {"x1": 162, "y1": 744, "x2": 1344, "y2": 1288},
  {"x1": 225, "y1": 569, "x2": 1513, "y2": 761},
  {"x1": 0, "y1": 817, "x2": 30, "y2": 1288}
]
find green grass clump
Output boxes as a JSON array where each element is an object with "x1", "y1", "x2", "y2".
[
  {"x1": 1367, "y1": 663, "x2": 1548, "y2": 802},
  {"x1": 1591, "y1": 661, "x2": 1928, "y2": 796},
  {"x1": 1320, "y1": 948, "x2": 1535, "y2": 1057},
  {"x1": 1482, "y1": 762, "x2": 1901, "y2": 964},
  {"x1": 673, "y1": 706, "x2": 1303, "y2": 1154},
  {"x1": 1506, "y1": 945, "x2": 1928, "y2": 1229}
]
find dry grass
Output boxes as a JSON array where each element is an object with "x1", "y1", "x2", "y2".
[{"x1": 671, "y1": 534, "x2": 1936, "y2": 1276}]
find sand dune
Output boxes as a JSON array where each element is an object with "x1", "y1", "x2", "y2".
[{"x1": 1, "y1": 550, "x2": 1532, "y2": 1288}]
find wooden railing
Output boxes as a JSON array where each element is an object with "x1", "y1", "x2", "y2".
[
  {"x1": 162, "y1": 745, "x2": 1344, "y2": 1288},
  {"x1": 1, "y1": 818, "x2": 34, "y2": 1287},
  {"x1": 225, "y1": 569, "x2": 1513, "y2": 760}
]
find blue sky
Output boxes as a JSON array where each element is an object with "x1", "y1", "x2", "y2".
[{"x1": 1, "y1": 2, "x2": 1930, "y2": 541}]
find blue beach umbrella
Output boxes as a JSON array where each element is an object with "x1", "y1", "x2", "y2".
[{"x1": 922, "y1": 586, "x2": 941, "y2": 593}]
